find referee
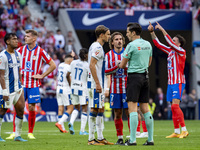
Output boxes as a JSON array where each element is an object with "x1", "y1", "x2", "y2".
[{"x1": 118, "y1": 22, "x2": 154, "y2": 146}]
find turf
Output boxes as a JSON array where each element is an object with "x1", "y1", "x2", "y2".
[{"x1": 0, "y1": 120, "x2": 200, "y2": 150}]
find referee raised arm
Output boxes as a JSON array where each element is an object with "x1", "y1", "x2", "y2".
[{"x1": 118, "y1": 22, "x2": 154, "y2": 146}]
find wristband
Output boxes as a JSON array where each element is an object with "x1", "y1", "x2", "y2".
[
  {"x1": 106, "y1": 88, "x2": 110, "y2": 91},
  {"x1": 2, "y1": 89, "x2": 8, "y2": 96},
  {"x1": 150, "y1": 30, "x2": 154, "y2": 33}
]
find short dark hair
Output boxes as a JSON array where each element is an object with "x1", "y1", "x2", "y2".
[
  {"x1": 175, "y1": 34, "x2": 186, "y2": 47},
  {"x1": 4, "y1": 33, "x2": 17, "y2": 45},
  {"x1": 95, "y1": 25, "x2": 109, "y2": 38},
  {"x1": 109, "y1": 32, "x2": 125, "y2": 50},
  {"x1": 79, "y1": 48, "x2": 88, "y2": 61},
  {"x1": 65, "y1": 53, "x2": 73, "y2": 59},
  {"x1": 127, "y1": 22, "x2": 142, "y2": 35}
]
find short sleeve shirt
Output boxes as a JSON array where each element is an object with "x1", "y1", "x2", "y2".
[{"x1": 123, "y1": 38, "x2": 152, "y2": 73}]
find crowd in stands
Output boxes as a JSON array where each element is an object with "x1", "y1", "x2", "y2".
[
  {"x1": 0, "y1": 0, "x2": 77, "y2": 96},
  {"x1": 35, "y1": 0, "x2": 194, "y2": 20}
]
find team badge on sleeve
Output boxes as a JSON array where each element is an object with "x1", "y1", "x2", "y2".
[
  {"x1": 43, "y1": 50, "x2": 50, "y2": 59},
  {"x1": 95, "y1": 50, "x2": 100, "y2": 56}
]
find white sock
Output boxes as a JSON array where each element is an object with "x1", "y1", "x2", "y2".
[
  {"x1": 15, "y1": 116, "x2": 23, "y2": 137},
  {"x1": 80, "y1": 112, "x2": 87, "y2": 132},
  {"x1": 182, "y1": 126, "x2": 187, "y2": 131},
  {"x1": 88, "y1": 113, "x2": 97, "y2": 141},
  {"x1": 58, "y1": 116, "x2": 65, "y2": 130},
  {"x1": 118, "y1": 135, "x2": 123, "y2": 139},
  {"x1": 58, "y1": 113, "x2": 69, "y2": 124},
  {"x1": 70, "y1": 109, "x2": 79, "y2": 125},
  {"x1": 0, "y1": 117, "x2": 2, "y2": 136},
  {"x1": 96, "y1": 115, "x2": 104, "y2": 140},
  {"x1": 174, "y1": 128, "x2": 180, "y2": 134}
]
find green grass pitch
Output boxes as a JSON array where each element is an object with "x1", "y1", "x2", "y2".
[{"x1": 0, "y1": 120, "x2": 200, "y2": 150}]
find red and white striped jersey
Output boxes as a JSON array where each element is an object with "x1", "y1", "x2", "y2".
[
  {"x1": 105, "y1": 48, "x2": 127, "y2": 94},
  {"x1": 17, "y1": 45, "x2": 52, "y2": 88},
  {"x1": 153, "y1": 34, "x2": 186, "y2": 85}
]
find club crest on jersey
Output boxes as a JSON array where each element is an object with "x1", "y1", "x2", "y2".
[
  {"x1": 138, "y1": 47, "x2": 141, "y2": 51},
  {"x1": 95, "y1": 50, "x2": 100, "y2": 56},
  {"x1": 32, "y1": 55, "x2": 37, "y2": 60},
  {"x1": 0, "y1": 59, "x2": 2, "y2": 64},
  {"x1": 26, "y1": 61, "x2": 31, "y2": 69},
  {"x1": 117, "y1": 68, "x2": 123, "y2": 74},
  {"x1": 16, "y1": 56, "x2": 20, "y2": 61}
]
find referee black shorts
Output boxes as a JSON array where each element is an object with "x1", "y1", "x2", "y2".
[{"x1": 126, "y1": 73, "x2": 149, "y2": 103}]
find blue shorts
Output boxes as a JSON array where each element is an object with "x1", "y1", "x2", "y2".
[
  {"x1": 166, "y1": 83, "x2": 185, "y2": 102},
  {"x1": 110, "y1": 93, "x2": 128, "y2": 109},
  {"x1": 24, "y1": 87, "x2": 41, "y2": 104}
]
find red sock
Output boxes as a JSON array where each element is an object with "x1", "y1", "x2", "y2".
[
  {"x1": 137, "y1": 121, "x2": 141, "y2": 132},
  {"x1": 114, "y1": 118, "x2": 123, "y2": 136},
  {"x1": 13, "y1": 112, "x2": 16, "y2": 132},
  {"x1": 171, "y1": 104, "x2": 180, "y2": 129},
  {"x1": 177, "y1": 105, "x2": 186, "y2": 127},
  {"x1": 128, "y1": 117, "x2": 130, "y2": 133},
  {"x1": 28, "y1": 111, "x2": 36, "y2": 133},
  {"x1": 142, "y1": 121, "x2": 148, "y2": 132}
]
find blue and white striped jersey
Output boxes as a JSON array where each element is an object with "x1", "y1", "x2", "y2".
[
  {"x1": 70, "y1": 59, "x2": 90, "y2": 96},
  {"x1": 0, "y1": 49, "x2": 22, "y2": 94},
  {"x1": 57, "y1": 62, "x2": 71, "y2": 93}
]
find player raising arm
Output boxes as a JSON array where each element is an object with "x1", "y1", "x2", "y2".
[{"x1": 148, "y1": 22, "x2": 188, "y2": 138}]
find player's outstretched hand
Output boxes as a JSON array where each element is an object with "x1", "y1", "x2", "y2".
[
  {"x1": 155, "y1": 22, "x2": 164, "y2": 31},
  {"x1": 32, "y1": 74, "x2": 44, "y2": 79},
  {"x1": 148, "y1": 22, "x2": 154, "y2": 32}
]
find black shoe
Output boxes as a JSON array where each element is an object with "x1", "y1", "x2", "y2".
[
  {"x1": 123, "y1": 139, "x2": 137, "y2": 146},
  {"x1": 115, "y1": 139, "x2": 124, "y2": 145},
  {"x1": 143, "y1": 140, "x2": 154, "y2": 146}
]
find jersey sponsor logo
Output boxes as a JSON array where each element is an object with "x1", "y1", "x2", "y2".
[
  {"x1": 114, "y1": 75, "x2": 126, "y2": 78},
  {"x1": 141, "y1": 47, "x2": 151, "y2": 50},
  {"x1": 8, "y1": 63, "x2": 20, "y2": 68},
  {"x1": 0, "y1": 58, "x2": 2, "y2": 64},
  {"x1": 82, "y1": 12, "x2": 119, "y2": 26},
  {"x1": 138, "y1": 13, "x2": 175, "y2": 26},
  {"x1": 29, "y1": 95, "x2": 40, "y2": 99},
  {"x1": 21, "y1": 69, "x2": 34, "y2": 72},
  {"x1": 73, "y1": 83, "x2": 82, "y2": 87},
  {"x1": 95, "y1": 50, "x2": 100, "y2": 56}
]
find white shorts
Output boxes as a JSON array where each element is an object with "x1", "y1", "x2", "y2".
[
  {"x1": 71, "y1": 94, "x2": 88, "y2": 105},
  {"x1": 88, "y1": 88, "x2": 105, "y2": 108},
  {"x1": 3, "y1": 88, "x2": 23, "y2": 109},
  {"x1": 56, "y1": 90, "x2": 71, "y2": 106}
]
